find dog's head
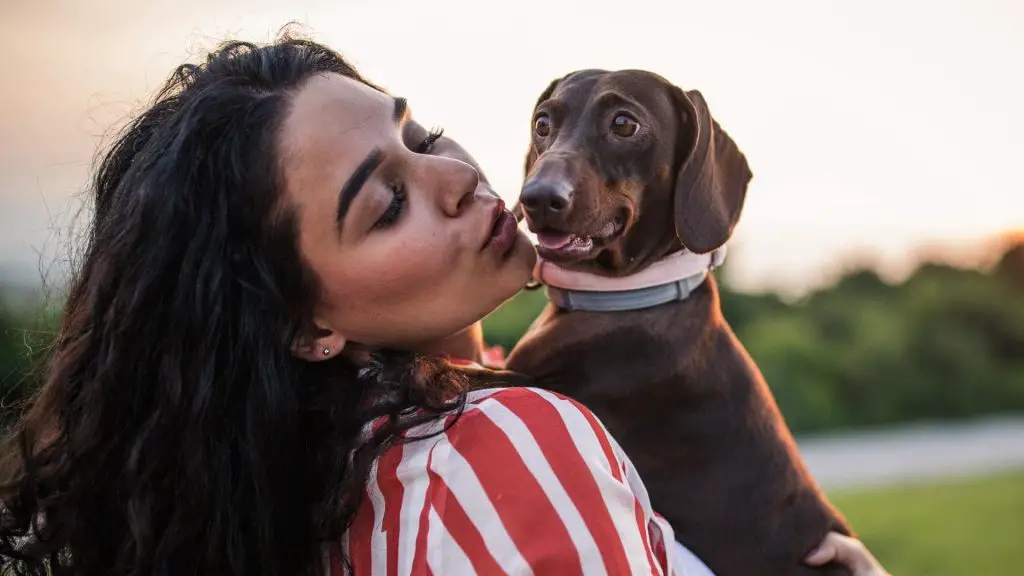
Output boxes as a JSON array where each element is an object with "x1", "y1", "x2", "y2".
[{"x1": 517, "y1": 69, "x2": 752, "y2": 275}]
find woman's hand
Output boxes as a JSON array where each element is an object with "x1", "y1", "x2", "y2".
[{"x1": 804, "y1": 531, "x2": 889, "y2": 575}]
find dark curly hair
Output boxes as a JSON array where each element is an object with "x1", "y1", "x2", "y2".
[{"x1": 0, "y1": 34, "x2": 471, "y2": 575}]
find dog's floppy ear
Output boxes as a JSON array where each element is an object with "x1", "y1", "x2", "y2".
[{"x1": 671, "y1": 89, "x2": 752, "y2": 254}]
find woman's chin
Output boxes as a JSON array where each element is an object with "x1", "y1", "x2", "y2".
[
  {"x1": 510, "y1": 230, "x2": 538, "y2": 272},
  {"x1": 485, "y1": 257, "x2": 536, "y2": 313},
  {"x1": 509, "y1": 245, "x2": 538, "y2": 292}
]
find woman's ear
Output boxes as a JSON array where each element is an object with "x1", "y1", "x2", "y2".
[{"x1": 290, "y1": 322, "x2": 347, "y2": 362}]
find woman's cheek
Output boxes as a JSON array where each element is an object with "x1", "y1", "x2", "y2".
[{"x1": 364, "y1": 237, "x2": 454, "y2": 297}]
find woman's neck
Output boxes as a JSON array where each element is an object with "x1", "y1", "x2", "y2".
[{"x1": 414, "y1": 323, "x2": 485, "y2": 364}]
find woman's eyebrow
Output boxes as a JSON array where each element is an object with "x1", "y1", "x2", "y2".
[
  {"x1": 335, "y1": 97, "x2": 409, "y2": 230},
  {"x1": 336, "y1": 148, "x2": 384, "y2": 229}
]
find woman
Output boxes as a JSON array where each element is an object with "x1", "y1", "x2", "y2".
[{"x1": 0, "y1": 35, "x2": 886, "y2": 575}]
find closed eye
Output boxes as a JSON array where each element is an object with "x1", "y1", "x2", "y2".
[{"x1": 373, "y1": 183, "x2": 407, "y2": 230}]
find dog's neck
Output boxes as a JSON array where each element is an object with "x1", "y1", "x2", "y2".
[{"x1": 533, "y1": 247, "x2": 727, "y2": 312}]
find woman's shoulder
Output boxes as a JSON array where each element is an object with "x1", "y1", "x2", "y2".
[
  {"x1": 446, "y1": 386, "x2": 626, "y2": 473},
  {"x1": 387, "y1": 386, "x2": 627, "y2": 477},
  {"x1": 463, "y1": 385, "x2": 582, "y2": 410},
  {"x1": 461, "y1": 386, "x2": 615, "y2": 444},
  {"x1": 342, "y1": 387, "x2": 676, "y2": 574}
]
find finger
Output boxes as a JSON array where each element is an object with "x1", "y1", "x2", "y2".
[
  {"x1": 803, "y1": 539, "x2": 838, "y2": 566},
  {"x1": 826, "y1": 533, "x2": 888, "y2": 575},
  {"x1": 805, "y1": 533, "x2": 875, "y2": 570},
  {"x1": 830, "y1": 534, "x2": 874, "y2": 572}
]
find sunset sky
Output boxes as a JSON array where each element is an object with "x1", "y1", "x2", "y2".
[{"x1": 1, "y1": 0, "x2": 1021, "y2": 295}]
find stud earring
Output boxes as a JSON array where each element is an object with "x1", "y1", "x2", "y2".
[{"x1": 322, "y1": 347, "x2": 331, "y2": 356}]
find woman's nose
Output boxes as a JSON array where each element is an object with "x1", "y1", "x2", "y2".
[{"x1": 430, "y1": 156, "x2": 480, "y2": 217}]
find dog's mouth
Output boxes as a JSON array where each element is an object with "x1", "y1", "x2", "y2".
[{"x1": 535, "y1": 219, "x2": 625, "y2": 261}]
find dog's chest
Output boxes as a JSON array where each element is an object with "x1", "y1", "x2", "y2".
[{"x1": 506, "y1": 302, "x2": 704, "y2": 399}]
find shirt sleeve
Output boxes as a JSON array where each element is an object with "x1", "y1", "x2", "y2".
[{"x1": 338, "y1": 387, "x2": 677, "y2": 576}]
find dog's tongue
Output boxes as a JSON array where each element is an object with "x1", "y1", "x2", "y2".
[{"x1": 537, "y1": 232, "x2": 572, "y2": 250}]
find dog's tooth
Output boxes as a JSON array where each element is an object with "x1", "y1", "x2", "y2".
[
  {"x1": 596, "y1": 221, "x2": 618, "y2": 238},
  {"x1": 568, "y1": 235, "x2": 594, "y2": 252}
]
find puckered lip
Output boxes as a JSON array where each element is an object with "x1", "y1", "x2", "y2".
[{"x1": 481, "y1": 199, "x2": 518, "y2": 256}]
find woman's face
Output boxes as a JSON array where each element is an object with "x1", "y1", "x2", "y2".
[{"x1": 279, "y1": 73, "x2": 536, "y2": 355}]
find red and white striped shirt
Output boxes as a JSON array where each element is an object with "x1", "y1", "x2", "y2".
[{"x1": 329, "y1": 386, "x2": 684, "y2": 576}]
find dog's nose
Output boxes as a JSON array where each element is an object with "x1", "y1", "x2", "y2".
[{"x1": 521, "y1": 179, "x2": 573, "y2": 219}]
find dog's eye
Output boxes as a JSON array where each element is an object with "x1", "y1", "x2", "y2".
[
  {"x1": 611, "y1": 114, "x2": 639, "y2": 138},
  {"x1": 534, "y1": 114, "x2": 552, "y2": 138}
]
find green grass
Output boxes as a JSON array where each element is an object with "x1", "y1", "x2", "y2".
[{"x1": 830, "y1": 472, "x2": 1024, "y2": 576}]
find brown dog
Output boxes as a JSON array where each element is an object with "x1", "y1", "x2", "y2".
[{"x1": 505, "y1": 70, "x2": 853, "y2": 575}]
